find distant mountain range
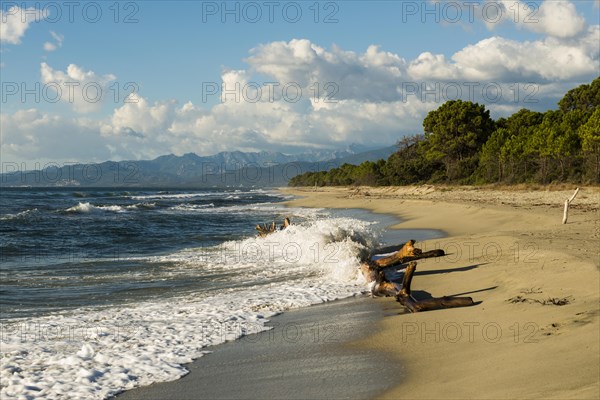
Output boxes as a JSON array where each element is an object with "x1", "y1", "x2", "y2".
[{"x1": 0, "y1": 145, "x2": 397, "y2": 188}]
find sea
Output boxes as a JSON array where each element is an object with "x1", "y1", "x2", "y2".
[{"x1": 0, "y1": 187, "x2": 440, "y2": 399}]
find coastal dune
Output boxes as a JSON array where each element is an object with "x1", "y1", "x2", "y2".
[{"x1": 284, "y1": 186, "x2": 599, "y2": 400}]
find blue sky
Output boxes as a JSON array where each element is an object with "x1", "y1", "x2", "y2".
[{"x1": 1, "y1": 0, "x2": 599, "y2": 164}]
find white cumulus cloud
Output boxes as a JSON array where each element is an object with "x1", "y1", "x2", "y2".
[
  {"x1": 454, "y1": 0, "x2": 587, "y2": 39},
  {"x1": 0, "y1": 6, "x2": 45, "y2": 44},
  {"x1": 450, "y1": 28, "x2": 599, "y2": 81},
  {"x1": 40, "y1": 63, "x2": 117, "y2": 114},
  {"x1": 526, "y1": 0, "x2": 586, "y2": 38}
]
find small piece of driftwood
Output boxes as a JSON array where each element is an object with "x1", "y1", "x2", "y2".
[
  {"x1": 256, "y1": 217, "x2": 290, "y2": 237},
  {"x1": 562, "y1": 187, "x2": 580, "y2": 224}
]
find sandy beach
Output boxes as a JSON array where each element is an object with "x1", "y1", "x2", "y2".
[
  {"x1": 284, "y1": 185, "x2": 599, "y2": 399},
  {"x1": 114, "y1": 185, "x2": 598, "y2": 400}
]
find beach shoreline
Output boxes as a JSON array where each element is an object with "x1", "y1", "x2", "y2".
[
  {"x1": 114, "y1": 296, "x2": 402, "y2": 400},
  {"x1": 113, "y1": 185, "x2": 599, "y2": 400},
  {"x1": 112, "y1": 196, "x2": 419, "y2": 400},
  {"x1": 283, "y1": 185, "x2": 599, "y2": 399}
]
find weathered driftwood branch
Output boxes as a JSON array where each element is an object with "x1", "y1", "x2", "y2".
[
  {"x1": 562, "y1": 187, "x2": 580, "y2": 224},
  {"x1": 363, "y1": 240, "x2": 445, "y2": 297},
  {"x1": 568, "y1": 187, "x2": 580, "y2": 203},
  {"x1": 256, "y1": 217, "x2": 290, "y2": 237},
  {"x1": 397, "y1": 261, "x2": 416, "y2": 298},
  {"x1": 371, "y1": 240, "x2": 445, "y2": 269},
  {"x1": 372, "y1": 240, "x2": 420, "y2": 268},
  {"x1": 373, "y1": 249, "x2": 446, "y2": 269},
  {"x1": 395, "y1": 262, "x2": 474, "y2": 313},
  {"x1": 359, "y1": 240, "x2": 473, "y2": 312}
]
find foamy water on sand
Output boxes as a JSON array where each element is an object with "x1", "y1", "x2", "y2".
[{"x1": 0, "y1": 188, "x2": 382, "y2": 399}]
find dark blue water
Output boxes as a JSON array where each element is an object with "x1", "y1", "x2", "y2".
[
  {"x1": 0, "y1": 188, "x2": 292, "y2": 319},
  {"x1": 0, "y1": 187, "x2": 445, "y2": 322},
  {"x1": 0, "y1": 187, "x2": 445, "y2": 399}
]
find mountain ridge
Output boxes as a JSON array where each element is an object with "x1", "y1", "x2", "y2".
[{"x1": 0, "y1": 145, "x2": 398, "y2": 187}]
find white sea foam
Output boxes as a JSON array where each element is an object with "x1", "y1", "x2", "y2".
[
  {"x1": 248, "y1": 188, "x2": 292, "y2": 198},
  {"x1": 129, "y1": 190, "x2": 288, "y2": 201},
  {"x1": 129, "y1": 192, "x2": 221, "y2": 200},
  {"x1": 168, "y1": 203, "x2": 215, "y2": 212},
  {"x1": 0, "y1": 216, "x2": 376, "y2": 399},
  {"x1": 64, "y1": 202, "x2": 156, "y2": 214},
  {"x1": 65, "y1": 202, "x2": 122, "y2": 213},
  {"x1": 165, "y1": 202, "x2": 322, "y2": 219},
  {"x1": 0, "y1": 208, "x2": 39, "y2": 220}
]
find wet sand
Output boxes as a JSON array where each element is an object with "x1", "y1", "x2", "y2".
[{"x1": 115, "y1": 296, "x2": 403, "y2": 400}]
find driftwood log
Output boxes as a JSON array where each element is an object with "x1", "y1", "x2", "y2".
[
  {"x1": 395, "y1": 261, "x2": 474, "y2": 312},
  {"x1": 363, "y1": 240, "x2": 474, "y2": 312},
  {"x1": 254, "y1": 222, "x2": 475, "y2": 313}
]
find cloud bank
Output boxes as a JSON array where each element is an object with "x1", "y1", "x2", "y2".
[{"x1": 1, "y1": 1, "x2": 598, "y2": 164}]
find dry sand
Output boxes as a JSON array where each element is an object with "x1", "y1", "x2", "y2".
[{"x1": 284, "y1": 185, "x2": 599, "y2": 400}]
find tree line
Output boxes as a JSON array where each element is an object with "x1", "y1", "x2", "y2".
[{"x1": 289, "y1": 77, "x2": 599, "y2": 187}]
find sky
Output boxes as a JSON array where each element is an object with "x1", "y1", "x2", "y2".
[{"x1": 1, "y1": 0, "x2": 599, "y2": 165}]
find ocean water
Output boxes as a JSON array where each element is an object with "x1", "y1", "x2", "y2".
[{"x1": 0, "y1": 188, "x2": 438, "y2": 399}]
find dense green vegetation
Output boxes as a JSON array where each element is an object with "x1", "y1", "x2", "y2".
[{"x1": 289, "y1": 78, "x2": 600, "y2": 186}]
